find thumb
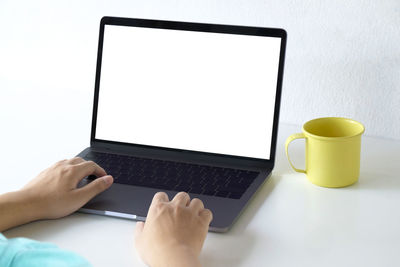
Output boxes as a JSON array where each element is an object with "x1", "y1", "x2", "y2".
[{"x1": 76, "y1": 175, "x2": 113, "y2": 203}]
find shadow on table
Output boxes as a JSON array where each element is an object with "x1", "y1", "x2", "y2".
[
  {"x1": 4, "y1": 213, "x2": 97, "y2": 240},
  {"x1": 199, "y1": 174, "x2": 281, "y2": 266},
  {"x1": 232, "y1": 173, "x2": 280, "y2": 233},
  {"x1": 349, "y1": 171, "x2": 399, "y2": 191},
  {"x1": 346, "y1": 137, "x2": 400, "y2": 192}
]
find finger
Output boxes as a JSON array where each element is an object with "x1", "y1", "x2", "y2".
[
  {"x1": 199, "y1": 208, "x2": 213, "y2": 224},
  {"x1": 151, "y1": 192, "x2": 169, "y2": 206},
  {"x1": 67, "y1": 157, "x2": 85, "y2": 165},
  {"x1": 74, "y1": 175, "x2": 113, "y2": 204},
  {"x1": 189, "y1": 198, "x2": 204, "y2": 213},
  {"x1": 72, "y1": 161, "x2": 107, "y2": 183},
  {"x1": 171, "y1": 192, "x2": 190, "y2": 206}
]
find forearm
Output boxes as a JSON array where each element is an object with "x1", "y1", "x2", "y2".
[{"x1": 0, "y1": 190, "x2": 39, "y2": 232}]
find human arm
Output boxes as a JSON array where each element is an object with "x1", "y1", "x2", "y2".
[
  {"x1": 135, "y1": 192, "x2": 213, "y2": 267},
  {"x1": 0, "y1": 157, "x2": 113, "y2": 232}
]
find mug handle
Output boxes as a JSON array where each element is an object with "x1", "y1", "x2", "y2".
[{"x1": 285, "y1": 133, "x2": 306, "y2": 174}]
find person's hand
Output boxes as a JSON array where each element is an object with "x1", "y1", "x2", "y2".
[
  {"x1": 21, "y1": 157, "x2": 113, "y2": 220},
  {"x1": 0, "y1": 157, "x2": 113, "y2": 232},
  {"x1": 135, "y1": 192, "x2": 213, "y2": 267}
]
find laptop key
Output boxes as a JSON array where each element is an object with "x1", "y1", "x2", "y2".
[
  {"x1": 189, "y1": 188, "x2": 203, "y2": 194},
  {"x1": 202, "y1": 189, "x2": 216, "y2": 196},
  {"x1": 174, "y1": 185, "x2": 191, "y2": 192},
  {"x1": 215, "y1": 190, "x2": 230, "y2": 198}
]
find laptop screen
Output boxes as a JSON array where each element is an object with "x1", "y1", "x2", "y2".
[{"x1": 95, "y1": 24, "x2": 282, "y2": 160}]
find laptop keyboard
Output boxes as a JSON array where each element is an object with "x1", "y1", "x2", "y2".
[{"x1": 83, "y1": 151, "x2": 259, "y2": 199}]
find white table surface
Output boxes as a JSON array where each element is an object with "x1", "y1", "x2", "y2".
[{"x1": 1, "y1": 121, "x2": 400, "y2": 267}]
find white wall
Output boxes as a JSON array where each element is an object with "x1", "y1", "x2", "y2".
[{"x1": 1, "y1": 0, "x2": 399, "y2": 141}]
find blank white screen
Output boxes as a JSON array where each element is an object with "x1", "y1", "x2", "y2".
[{"x1": 96, "y1": 25, "x2": 281, "y2": 159}]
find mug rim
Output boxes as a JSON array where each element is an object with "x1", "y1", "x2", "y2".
[{"x1": 302, "y1": 117, "x2": 365, "y2": 140}]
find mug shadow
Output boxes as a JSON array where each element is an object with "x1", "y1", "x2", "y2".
[
  {"x1": 349, "y1": 137, "x2": 400, "y2": 192},
  {"x1": 349, "y1": 171, "x2": 399, "y2": 191}
]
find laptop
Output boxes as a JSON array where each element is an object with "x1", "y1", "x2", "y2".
[{"x1": 77, "y1": 16, "x2": 286, "y2": 232}]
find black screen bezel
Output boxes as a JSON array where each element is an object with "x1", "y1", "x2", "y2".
[{"x1": 90, "y1": 16, "x2": 286, "y2": 166}]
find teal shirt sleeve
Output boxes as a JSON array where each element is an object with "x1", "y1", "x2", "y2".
[{"x1": 0, "y1": 233, "x2": 91, "y2": 267}]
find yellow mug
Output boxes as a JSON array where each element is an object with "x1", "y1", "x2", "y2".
[{"x1": 285, "y1": 117, "x2": 365, "y2": 188}]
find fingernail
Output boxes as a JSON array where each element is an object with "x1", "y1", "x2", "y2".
[{"x1": 102, "y1": 175, "x2": 113, "y2": 185}]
